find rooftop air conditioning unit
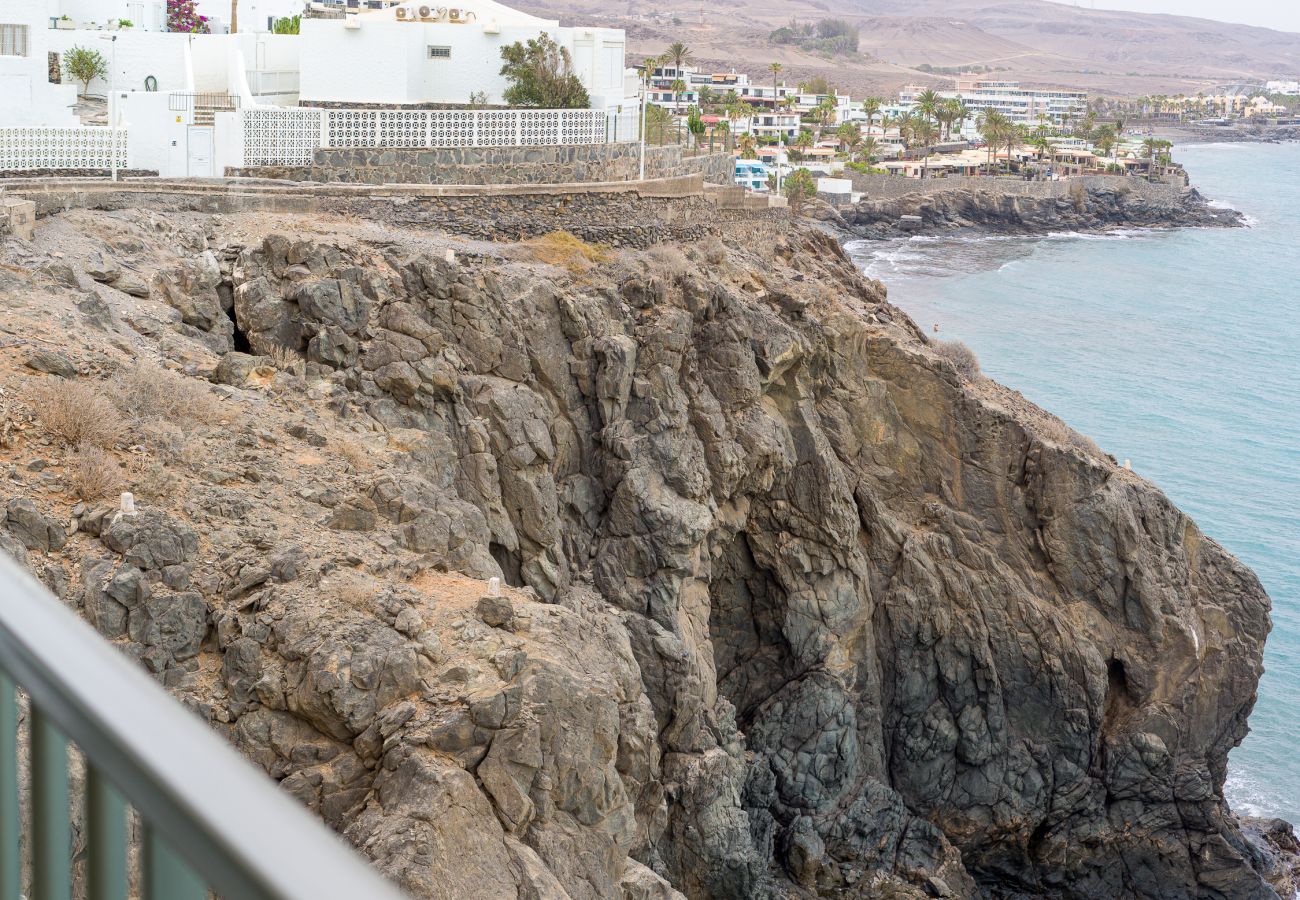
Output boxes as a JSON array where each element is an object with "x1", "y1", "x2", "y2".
[
  {"x1": 447, "y1": 8, "x2": 462, "y2": 21},
  {"x1": 395, "y1": 5, "x2": 409, "y2": 18},
  {"x1": 417, "y1": 4, "x2": 433, "y2": 18}
]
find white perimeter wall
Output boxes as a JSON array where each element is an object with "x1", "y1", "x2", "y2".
[
  {"x1": 0, "y1": 0, "x2": 79, "y2": 125},
  {"x1": 56, "y1": 0, "x2": 165, "y2": 31},
  {"x1": 46, "y1": 29, "x2": 189, "y2": 96},
  {"x1": 298, "y1": 17, "x2": 626, "y2": 108}
]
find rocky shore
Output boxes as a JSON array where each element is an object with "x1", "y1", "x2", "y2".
[
  {"x1": 0, "y1": 205, "x2": 1295, "y2": 898},
  {"x1": 1154, "y1": 124, "x2": 1300, "y2": 145},
  {"x1": 817, "y1": 179, "x2": 1242, "y2": 240}
]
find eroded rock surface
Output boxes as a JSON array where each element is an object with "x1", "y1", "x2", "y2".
[{"x1": 0, "y1": 208, "x2": 1284, "y2": 899}]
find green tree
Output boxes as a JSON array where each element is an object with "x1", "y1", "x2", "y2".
[
  {"x1": 664, "y1": 41, "x2": 693, "y2": 75},
  {"x1": 1092, "y1": 124, "x2": 1117, "y2": 162},
  {"x1": 783, "y1": 167, "x2": 817, "y2": 215},
  {"x1": 737, "y1": 133, "x2": 757, "y2": 159},
  {"x1": 669, "y1": 78, "x2": 687, "y2": 111},
  {"x1": 859, "y1": 135, "x2": 879, "y2": 164},
  {"x1": 499, "y1": 34, "x2": 590, "y2": 108},
  {"x1": 645, "y1": 103, "x2": 671, "y2": 145},
  {"x1": 835, "y1": 121, "x2": 858, "y2": 151},
  {"x1": 271, "y1": 14, "x2": 299, "y2": 33},
  {"x1": 915, "y1": 88, "x2": 940, "y2": 125},
  {"x1": 861, "y1": 96, "x2": 882, "y2": 134},
  {"x1": 63, "y1": 46, "x2": 107, "y2": 99}
]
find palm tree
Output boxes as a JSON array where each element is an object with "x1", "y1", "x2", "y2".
[
  {"x1": 1093, "y1": 125, "x2": 1117, "y2": 165},
  {"x1": 737, "y1": 133, "x2": 757, "y2": 159},
  {"x1": 862, "y1": 96, "x2": 882, "y2": 136},
  {"x1": 814, "y1": 97, "x2": 837, "y2": 139},
  {"x1": 1114, "y1": 116, "x2": 1125, "y2": 162},
  {"x1": 835, "y1": 121, "x2": 858, "y2": 152},
  {"x1": 795, "y1": 129, "x2": 814, "y2": 153},
  {"x1": 860, "y1": 135, "x2": 879, "y2": 165},
  {"x1": 952, "y1": 102, "x2": 972, "y2": 140},
  {"x1": 1029, "y1": 130, "x2": 1053, "y2": 174},
  {"x1": 915, "y1": 89, "x2": 941, "y2": 126},
  {"x1": 913, "y1": 118, "x2": 938, "y2": 177},
  {"x1": 1005, "y1": 124, "x2": 1028, "y2": 173},
  {"x1": 664, "y1": 42, "x2": 693, "y2": 77},
  {"x1": 976, "y1": 108, "x2": 1004, "y2": 172},
  {"x1": 670, "y1": 79, "x2": 687, "y2": 113}
]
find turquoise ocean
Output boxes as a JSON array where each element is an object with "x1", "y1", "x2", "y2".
[{"x1": 846, "y1": 142, "x2": 1300, "y2": 824}]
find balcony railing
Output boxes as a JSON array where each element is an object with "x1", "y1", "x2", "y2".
[{"x1": 0, "y1": 553, "x2": 408, "y2": 900}]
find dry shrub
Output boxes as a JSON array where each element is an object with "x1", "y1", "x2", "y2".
[
  {"x1": 1068, "y1": 179, "x2": 1087, "y2": 212},
  {"x1": 644, "y1": 244, "x2": 692, "y2": 278},
  {"x1": 1039, "y1": 417, "x2": 1105, "y2": 459},
  {"x1": 524, "y1": 231, "x2": 612, "y2": 273},
  {"x1": 336, "y1": 438, "x2": 372, "y2": 472},
  {"x1": 29, "y1": 378, "x2": 128, "y2": 448},
  {"x1": 266, "y1": 344, "x2": 301, "y2": 372},
  {"x1": 699, "y1": 236, "x2": 727, "y2": 266},
  {"x1": 129, "y1": 458, "x2": 184, "y2": 502},
  {"x1": 108, "y1": 363, "x2": 226, "y2": 429},
  {"x1": 932, "y1": 339, "x2": 982, "y2": 380},
  {"x1": 66, "y1": 447, "x2": 125, "y2": 500}
]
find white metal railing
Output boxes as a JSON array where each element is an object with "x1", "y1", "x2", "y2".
[
  {"x1": 0, "y1": 126, "x2": 127, "y2": 172},
  {"x1": 240, "y1": 106, "x2": 636, "y2": 167},
  {"x1": 0, "y1": 554, "x2": 408, "y2": 900}
]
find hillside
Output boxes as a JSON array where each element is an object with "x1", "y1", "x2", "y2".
[{"x1": 517, "y1": 0, "x2": 1300, "y2": 98}]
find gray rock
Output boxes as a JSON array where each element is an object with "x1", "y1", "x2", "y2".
[
  {"x1": 6, "y1": 499, "x2": 66, "y2": 552},
  {"x1": 25, "y1": 350, "x2": 77, "y2": 377},
  {"x1": 476, "y1": 595, "x2": 513, "y2": 629}
]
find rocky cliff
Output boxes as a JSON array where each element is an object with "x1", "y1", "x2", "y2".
[
  {"x1": 0, "y1": 206, "x2": 1293, "y2": 899},
  {"x1": 829, "y1": 182, "x2": 1241, "y2": 239}
]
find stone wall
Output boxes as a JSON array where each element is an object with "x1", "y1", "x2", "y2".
[
  {"x1": 227, "y1": 144, "x2": 734, "y2": 187},
  {"x1": 4, "y1": 175, "x2": 781, "y2": 249},
  {"x1": 848, "y1": 172, "x2": 1186, "y2": 202}
]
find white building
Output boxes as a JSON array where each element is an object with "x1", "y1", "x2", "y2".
[
  {"x1": 1264, "y1": 80, "x2": 1299, "y2": 96},
  {"x1": 298, "y1": 0, "x2": 629, "y2": 109},
  {"x1": 941, "y1": 78, "x2": 1086, "y2": 127},
  {"x1": 0, "y1": 0, "x2": 79, "y2": 125}
]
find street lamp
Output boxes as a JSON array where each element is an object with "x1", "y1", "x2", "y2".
[
  {"x1": 97, "y1": 34, "x2": 118, "y2": 182},
  {"x1": 638, "y1": 68, "x2": 648, "y2": 181}
]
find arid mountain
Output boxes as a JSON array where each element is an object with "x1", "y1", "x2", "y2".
[{"x1": 517, "y1": 0, "x2": 1300, "y2": 98}]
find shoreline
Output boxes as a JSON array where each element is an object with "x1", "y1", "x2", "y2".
[
  {"x1": 816, "y1": 176, "x2": 1241, "y2": 242},
  {"x1": 1152, "y1": 124, "x2": 1300, "y2": 145}
]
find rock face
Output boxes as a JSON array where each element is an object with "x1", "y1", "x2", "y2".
[
  {"x1": 840, "y1": 183, "x2": 1242, "y2": 238},
  {"x1": 0, "y1": 211, "x2": 1283, "y2": 899}
]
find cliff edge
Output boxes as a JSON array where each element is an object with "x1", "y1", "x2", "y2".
[{"x1": 0, "y1": 207, "x2": 1291, "y2": 899}]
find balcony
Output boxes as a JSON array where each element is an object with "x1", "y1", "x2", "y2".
[{"x1": 0, "y1": 554, "x2": 407, "y2": 900}]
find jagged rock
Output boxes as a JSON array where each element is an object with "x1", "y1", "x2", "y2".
[
  {"x1": 100, "y1": 511, "x2": 198, "y2": 571},
  {"x1": 24, "y1": 349, "x2": 77, "y2": 377},
  {"x1": 213, "y1": 352, "x2": 271, "y2": 386},
  {"x1": 6, "y1": 499, "x2": 66, "y2": 552},
  {"x1": 476, "y1": 595, "x2": 513, "y2": 629},
  {"x1": 326, "y1": 496, "x2": 378, "y2": 532},
  {"x1": 83, "y1": 251, "x2": 121, "y2": 283},
  {"x1": 111, "y1": 271, "x2": 150, "y2": 298}
]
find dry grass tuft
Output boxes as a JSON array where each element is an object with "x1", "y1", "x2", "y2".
[
  {"x1": 336, "y1": 438, "x2": 373, "y2": 472},
  {"x1": 66, "y1": 447, "x2": 125, "y2": 500},
  {"x1": 699, "y1": 236, "x2": 727, "y2": 266},
  {"x1": 524, "y1": 231, "x2": 612, "y2": 273},
  {"x1": 129, "y1": 458, "x2": 184, "y2": 501},
  {"x1": 1039, "y1": 417, "x2": 1105, "y2": 459},
  {"x1": 266, "y1": 344, "x2": 301, "y2": 372},
  {"x1": 108, "y1": 363, "x2": 227, "y2": 429},
  {"x1": 29, "y1": 378, "x2": 129, "y2": 448},
  {"x1": 644, "y1": 244, "x2": 692, "y2": 278},
  {"x1": 932, "y1": 339, "x2": 982, "y2": 380}
]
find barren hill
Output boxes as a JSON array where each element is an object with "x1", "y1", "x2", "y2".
[{"x1": 518, "y1": 0, "x2": 1300, "y2": 97}]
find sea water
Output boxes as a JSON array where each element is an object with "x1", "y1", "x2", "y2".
[{"x1": 846, "y1": 142, "x2": 1300, "y2": 824}]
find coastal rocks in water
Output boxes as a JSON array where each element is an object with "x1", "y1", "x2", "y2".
[{"x1": 845, "y1": 179, "x2": 1243, "y2": 238}]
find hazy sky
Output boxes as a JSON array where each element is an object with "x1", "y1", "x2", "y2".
[{"x1": 1044, "y1": 0, "x2": 1300, "y2": 33}]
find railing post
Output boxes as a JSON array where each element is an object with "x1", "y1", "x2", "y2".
[
  {"x1": 0, "y1": 673, "x2": 18, "y2": 900},
  {"x1": 86, "y1": 767, "x2": 127, "y2": 900},
  {"x1": 31, "y1": 707, "x2": 70, "y2": 900},
  {"x1": 143, "y1": 826, "x2": 204, "y2": 900}
]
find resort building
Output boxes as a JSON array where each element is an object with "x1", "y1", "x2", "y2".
[
  {"x1": 1243, "y1": 95, "x2": 1289, "y2": 118},
  {"x1": 0, "y1": 0, "x2": 79, "y2": 125},
  {"x1": 298, "y1": 0, "x2": 630, "y2": 109},
  {"x1": 733, "y1": 158, "x2": 768, "y2": 191},
  {"x1": 940, "y1": 78, "x2": 1087, "y2": 127}
]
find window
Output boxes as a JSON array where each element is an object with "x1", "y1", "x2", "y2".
[
  {"x1": 427, "y1": 46, "x2": 451, "y2": 59},
  {"x1": 0, "y1": 24, "x2": 29, "y2": 57}
]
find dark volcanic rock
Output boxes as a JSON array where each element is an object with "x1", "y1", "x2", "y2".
[{"x1": 844, "y1": 180, "x2": 1243, "y2": 239}]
